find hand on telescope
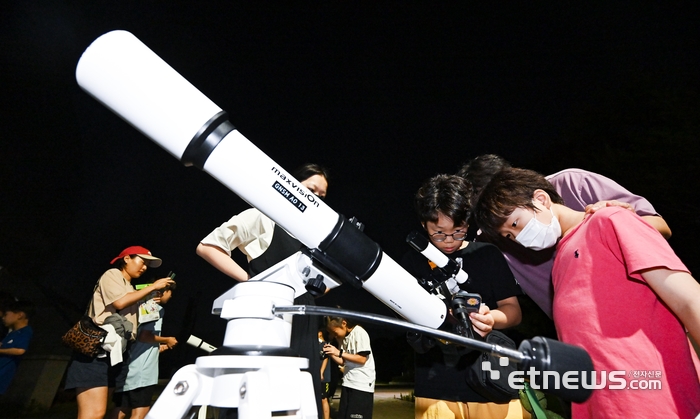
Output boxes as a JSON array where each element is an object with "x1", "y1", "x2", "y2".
[{"x1": 469, "y1": 304, "x2": 494, "y2": 338}]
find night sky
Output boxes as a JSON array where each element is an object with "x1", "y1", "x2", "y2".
[{"x1": 2, "y1": 2, "x2": 700, "y2": 378}]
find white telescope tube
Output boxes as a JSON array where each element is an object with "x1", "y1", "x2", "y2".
[{"x1": 76, "y1": 30, "x2": 447, "y2": 328}]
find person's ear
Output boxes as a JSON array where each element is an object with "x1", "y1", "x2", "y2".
[{"x1": 532, "y1": 189, "x2": 552, "y2": 209}]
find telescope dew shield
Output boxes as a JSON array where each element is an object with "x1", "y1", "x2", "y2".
[
  {"x1": 75, "y1": 30, "x2": 222, "y2": 161},
  {"x1": 76, "y1": 30, "x2": 447, "y2": 328},
  {"x1": 75, "y1": 30, "x2": 338, "y2": 248}
]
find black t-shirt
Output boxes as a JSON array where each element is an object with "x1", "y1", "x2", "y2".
[{"x1": 400, "y1": 241, "x2": 521, "y2": 403}]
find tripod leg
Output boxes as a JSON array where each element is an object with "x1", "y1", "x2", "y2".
[
  {"x1": 238, "y1": 371, "x2": 271, "y2": 419},
  {"x1": 146, "y1": 365, "x2": 202, "y2": 419},
  {"x1": 238, "y1": 366, "x2": 318, "y2": 419}
]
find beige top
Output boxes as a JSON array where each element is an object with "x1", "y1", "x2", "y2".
[
  {"x1": 200, "y1": 208, "x2": 276, "y2": 261},
  {"x1": 88, "y1": 268, "x2": 137, "y2": 335}
]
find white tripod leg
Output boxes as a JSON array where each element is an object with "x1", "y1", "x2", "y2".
[
  {"x1": 239, "y1": 365, "x2": 317, "y2": 419},
  {"x1": 146, "y1": 364, "x2": 204, "y2": 419}
]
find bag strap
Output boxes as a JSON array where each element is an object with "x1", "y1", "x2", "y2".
[
  {"x1": 84, "y1": 277, "x2": 102, "y2": 316},
  {"x1": 523, "y1": 382, "x2": 548, "y2": 419}
]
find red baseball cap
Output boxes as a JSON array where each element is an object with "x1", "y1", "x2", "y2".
[{"x1": 110, "y1": 246, "x2": 162, "y2": 268}]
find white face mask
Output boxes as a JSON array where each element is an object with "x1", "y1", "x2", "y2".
[{"x1": 515, "y1": 208, "x2": 562, "y2": 250}]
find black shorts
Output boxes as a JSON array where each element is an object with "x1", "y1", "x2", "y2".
[
  {"x1": 64, "y1": 351, "x2": 128, "y2": 390},
  {"x1": 113, "y1": 385, "x2": 156, "y2": 408},
  {"x1": 337, "y1": 386, "x2": 373, "y2": 419},
  {"x1": 321, "y1": 382, "x2": 331, "y2": 399}
]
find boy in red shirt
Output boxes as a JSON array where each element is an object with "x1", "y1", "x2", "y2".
[{"x1": 473, "y1": 167, "x2": 700, "y2": 419}]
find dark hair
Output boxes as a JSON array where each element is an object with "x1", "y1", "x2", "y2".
[
  {"x1": 326, "y1": 316, "x2": 358, "y2": 329},
  {"x1": 292, "y1": 163, "x2": 330, "y2": 183},
  {"x1": 456, "y1": 154, "x2": 512, "y2": 198},
  {"x1": 0, "y1": 291, "x2": 16, "y2": 313},
  {"x1": 414, "y1": 174, "x2": 472, "y2": 227},
  {"x1": 113, "y1": 254, "x2": 139, "y2": 270},
  {"x1": 163, "y1": 281, "x2": 177, "y2": 292},
  {"x1": 473, "y1": 167, "x2": 563, "y2": 238},
  {"x1": 325, "y1": 306, "x2": 357, "y2": 328},
  {"x1": 5, "y1": 299, "x2": 35, "y2": 320}
]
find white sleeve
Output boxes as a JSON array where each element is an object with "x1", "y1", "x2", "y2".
[
  {"x1": 199, "y1": 208, "x2": 273, "y2": 258},
  {"x1": 351, "y1": 326, "x2": 372, "y2": 354}
]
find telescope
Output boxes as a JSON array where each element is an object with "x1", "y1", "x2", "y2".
[
  {"x1": 405, "y1": 230, "x2": 469, "y2": 298},
  {"x1": 75, "y1": 30, "x2": 594, "y2": 418}
]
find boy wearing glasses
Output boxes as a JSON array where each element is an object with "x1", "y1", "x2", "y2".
[{"x1": 400, "y1": 174, "x2": 525, "y2": 418}]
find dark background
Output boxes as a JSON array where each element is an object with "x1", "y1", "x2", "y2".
[{"x1": 2, "y1": 2, "x2": 699, "y2": 382}]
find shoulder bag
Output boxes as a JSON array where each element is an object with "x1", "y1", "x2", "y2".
[{"x1": 61, "y1": 279, "x2": 107, "y2": 357}]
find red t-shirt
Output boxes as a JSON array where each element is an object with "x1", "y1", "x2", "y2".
[{"x1": 553, "y1": 207, "x2": 700, "y2": 418}]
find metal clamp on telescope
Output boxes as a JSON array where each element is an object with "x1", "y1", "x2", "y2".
[{"x1": 303, "y1": 216, "x2": 372, "y2": 293}]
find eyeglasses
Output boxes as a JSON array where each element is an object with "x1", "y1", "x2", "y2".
[{"x1": 430, "y1": 230, "x2": 467, "y2": 242}]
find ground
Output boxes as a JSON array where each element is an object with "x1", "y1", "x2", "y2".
[{"x1": 0, "y1": 385, "x2": 415, "y2": 419}]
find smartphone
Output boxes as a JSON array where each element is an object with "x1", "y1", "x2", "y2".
[
  {"x1": 452, "y1": 291, "x2": 482, "y2": 315},
  {"x1": 167, "y1": 271, "x2": 176, "y2": 280},
  {"x1": 462, "y1": 293, "x2": 482, "y2": 314}
]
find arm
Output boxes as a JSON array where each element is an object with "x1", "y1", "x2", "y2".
[
  {"x1": 196, "y1": 243, "x2": 250, "y2": 282},
  {"x1": 492, "y1": 296, "x2": 522, "y2": 328},
  {"x1": 0, "y1": 347, "x2": 26, "y2": 356},
  {"x1": 469, "y1": 296, "x2": 522, "y2": 337},
  {"x1": 641, "y1": 215, "x2": 671, "y2": 239},
  {"x1": 112, "y1": 277, "x2": 174, "y2": 311},
  {"x1": 339, "y1": 352, "x2": 369, "y2": 366},
  {"x1": 138, "y1": 329, "x2": 178, "y2": 349},
  {"x1": 641, "y1": 268, "x2": 700, "y2": 345},
  {"x1": 585, "y1": 201, "x2": 672, "y2": 239},
  {"x1": 320, "y1": 356, "x2": 329, "y2": 380},
  {"x1": 553, "y1": 169, "x2": 670, "y2": 239},
  {"x1": 324, "y1": 345, "x2": 369, "y2": 366}
]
